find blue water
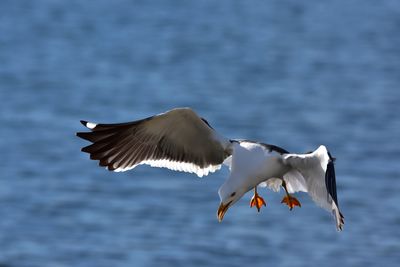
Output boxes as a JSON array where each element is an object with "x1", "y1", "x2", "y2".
[{"x1": 1, "y1": 1, "x2": 400, "y2": 266}]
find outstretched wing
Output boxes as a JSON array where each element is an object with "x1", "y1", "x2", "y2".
[
  {"x1": 77, "y1": 108, "x2": 231, "y2": 177},
  {"x1": 282, "y1": 145, "x2": 344, "y2": 231}
]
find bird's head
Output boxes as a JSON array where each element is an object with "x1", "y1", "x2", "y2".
[{"x1": 217, "y1": 180, "x2": 248, "y2": 222}]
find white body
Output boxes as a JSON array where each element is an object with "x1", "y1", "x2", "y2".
[{"x1": 220, "y1": 141, "x2": 290, "y2": 198}]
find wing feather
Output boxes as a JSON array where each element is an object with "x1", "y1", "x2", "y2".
[
  {"x1": 283, "y1": 145, "x2": 344, "y2": 231},
  {"x1": 77, "y1": 108, "x2": 231, "y2": 177},
  {"x1": 283, "y1": 169, "x2": 307, "y2": 193}
]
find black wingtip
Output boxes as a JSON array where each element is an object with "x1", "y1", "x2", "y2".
[
  {"x1": 327, "y1": 151, "x2": 336, "y2": 162},
  {"x1": 80, "y1": 120, "x2": 88, "y2": 127},
  {"x1": 325, "y1": 160, "x2": 339, "y2": 207},
  {"x1": 76, "y1": 132, "x2": 94, "y2": 142}
]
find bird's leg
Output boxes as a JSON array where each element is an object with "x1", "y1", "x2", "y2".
[
  {"x1": 250, "y1": 186, "x2": 266, "y2": 212},
  {"x1": 281, "y1": 180, "x2": 301, "y2": 210}
]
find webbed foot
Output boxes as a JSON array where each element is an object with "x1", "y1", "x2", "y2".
[
  {"x1": 281, "y1": 195, "x2": 301, "y2": 210},
  {"x1": 250, "y1": 187, "x2": 266, "y2": 212}
]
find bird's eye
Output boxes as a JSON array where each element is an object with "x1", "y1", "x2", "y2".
[{"x1": 230, "y1": 192, "x2": 236, "y2": 197}]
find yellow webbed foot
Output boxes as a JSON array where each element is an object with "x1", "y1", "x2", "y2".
[{"x1": 281, "y1": 195, "x2": 301, "y2": 210}]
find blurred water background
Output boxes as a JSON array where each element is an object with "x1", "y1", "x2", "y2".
[{"x1": 1, "y1": 0, "x2": 400, "y2": 266}]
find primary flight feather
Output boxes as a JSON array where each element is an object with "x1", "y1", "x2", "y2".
[{"x1": 77, "y1": 107, "x2": 344, "y2": 231}]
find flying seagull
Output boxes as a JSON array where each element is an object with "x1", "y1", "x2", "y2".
[{"x1": 77, "y1": 107, "x2": 344, "y2": 231}]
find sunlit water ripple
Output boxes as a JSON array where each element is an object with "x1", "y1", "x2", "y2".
[{"x1": 1, "y1": 1, "x2": 399, "y2": 266}]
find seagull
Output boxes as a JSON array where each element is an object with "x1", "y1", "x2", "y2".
[{"x1": 77, "y1": 107, "x2": 344, "y2": 231}]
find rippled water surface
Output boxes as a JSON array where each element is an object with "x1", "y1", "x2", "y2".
[{"x1": 1, "y1": 1, "x2": 400, "y2": 266}]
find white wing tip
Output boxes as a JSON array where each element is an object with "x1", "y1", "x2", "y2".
[{"x1": 81, "y1": 120, "x2": 97, "y2": 129}]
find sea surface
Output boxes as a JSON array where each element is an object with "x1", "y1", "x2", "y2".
[{"x1": 1, "y1": 1, "x2": 400, "y2": 266}]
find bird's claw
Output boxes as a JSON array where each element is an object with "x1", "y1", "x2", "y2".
[
  {"x1": 250, "y1": 193, "x2": 266, "y2": 212},
  {"x1": 281, "y1": 195, "x2": 301, "y2": 210}
]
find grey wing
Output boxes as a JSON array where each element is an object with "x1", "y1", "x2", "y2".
[
  {"x1": 77, "y1": 108, "x2": 231, "y2": 177},
  {"x1": 282, "y1": 145, "x2": 344, "y2": 231}
]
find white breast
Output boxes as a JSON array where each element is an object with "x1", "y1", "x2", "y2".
[{"x1": 229, "y1": 141, "x2": 289, "y2": 189}]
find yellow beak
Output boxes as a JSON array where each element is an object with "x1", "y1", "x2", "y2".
[{"x1": 217, "y1": 201, "x2": 232, "y2": 222}]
